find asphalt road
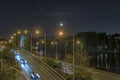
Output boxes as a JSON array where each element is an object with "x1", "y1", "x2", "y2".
[
  {"x1": 17, "y1": 49, "x2": 120, "y2": 80},
  {"x1": 19, "y1": 49, "x2": 65, "y2": 80}
]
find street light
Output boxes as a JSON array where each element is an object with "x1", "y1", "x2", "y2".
[
  {"x1": 36, "y1": 42, "x2": 39, "y2": 45},
  {"x1": 14, "y1": 33, "x2": 16, "y2": 36},
  {"x1": 35, "y1": 30, "x2": 40, "y2": 35},
  {"x1": 17, "y1": 30, "x2": 21, "y2": 34},
  {"x1": 9, "y1": 39, "x2": 12, "y2": 43},
  {"x1": 44, "y1": 32, "x2": 47, "y2": 61},
  {"x1": 41, "y1": 40, "x2": 45, "y2": 44},
  {"x1": 54, "y1": 40, "x2": 58, "y2": 60},
  {"x1": 13, "y1": 33, "x2": 18, "y2": 48},
  {"x1": 11, "y1": 36, "x2": 14, "y2": 39},
  {"x1": 36, "y1": 31, "x2": 46, "y2": 61},
  {"x1": 24, "y1": 30, "x2": 28, "y2": 34},
  {"x1": 72, "y1": 35, "x2": 75, "y2": 80},
  {"x1": 17, "y1": 30, "x2": 21, "y2": 48},
  {"x1": 30, "y1": 30, "x2": 40, "y2": 53},
  {"x1": 51, "y1": 41, "x2": 58, "y2": 60},
  {"x1": 59, "y1": 31, "x2": 64, "y2": 36},
  {"x1": 10, "y1": 36, "x2": 15, "y2": 45},
  {"x1": 51, "y1": 41, "x2": 54, "y2": 45},
  {"x1": 77, "y1": 40, "x2": 80, "y2": 44},
  {"x1": 58, "y1": 30, "x2": 75, "y2": 80},
  {"x1": 35, "y1": 30, "x2": 40, "y2": 52},
  {"x1": 36, "y1": 42, "x2": 39, "y2": 50}
]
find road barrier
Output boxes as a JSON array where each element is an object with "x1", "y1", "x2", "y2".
[{"x1": 21, "y1": 49, "x2": 66, "y2": 80}]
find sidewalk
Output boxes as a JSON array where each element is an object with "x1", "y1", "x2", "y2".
[
  {"x1": 59, "y1": 60, "x2": 120, "y2": 80},
  {"x1": 91, "y1": 68, "x2": 120, "y2": 80}
]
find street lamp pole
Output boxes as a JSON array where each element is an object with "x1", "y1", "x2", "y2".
[
  {"x1": 65, "y1": 40, "x2": 67, "y2": 63},
  {"x1": 73, "y1": 35, "x2": 75, "y2": 80},
  {"x1": 55, "y1": 41, "x2": 58, "y2": 60},
  {"x1": 13, "y1": 33, "x2": 17, "y2": 48},
  {"x1": 44, "y1": 32, "x2": 47, "y2": 61},
  {"x1": 31, "y1": 33, "x2": 32, "y2": 53},
  {"x1": 30, "y1": 29, "x2": 40, "y2": 53},
  {"x1": 58, "y1": 22, "x2": 75, "y2": 79},
  {"x1": 17, "y1": 31, "x2": 21, "y2": 49}
]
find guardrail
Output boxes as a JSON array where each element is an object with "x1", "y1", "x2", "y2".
[{"x1": 21, "y1": 49, "x2": 66, "y2": 80}]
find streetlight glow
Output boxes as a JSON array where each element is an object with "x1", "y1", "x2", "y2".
[
  {"x1": 9, "y1": 39, "x2": 12, "y2": 43},
  {"x1": 11, "y1": 36, "x2": 14, "y2": 39},
  {"x1": 41, "y1": 40, "x2": 45, "y2": 44},
  {"x1": 17, "y1": 31, "x2": 21, "y2": 34},
  {"x1": 35, "y1": 30, "x2": 40, "y2": 34},
  {"x1": 14, "y1": 33, "x2": 16, "y2": 36},
  {"x1": 51, "y1": 41, "x2": 54, "y2": 45},
  {"x1": 24, "y1": 30, "x2": 28, "y2": 34},
  {"x1": 59, "y1": 31, "x2": 63, "y2": 36},
  {"x1": 36, "y1": 42, "x2": 39, "y2": 45},
  {"x1": 77, "y1": 40, "x2": 80, "y2": 44}
]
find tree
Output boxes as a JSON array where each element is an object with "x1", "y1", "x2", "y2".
[
  {"x1": 76, "y1": 32, "x2": 107, "y2": 52},
  {"x1": 97, "y1": 33, "x2": 107, "y2": 51},
  {"x1": 64, "y1": 53, "x2": 73, "y2": 63},
  {"x1": 64, "y1": 51, "x2": 92, "y2": 80},
  {"x1": 24, "y1": 37, "x2": 31, "y2": 52},
  {"x1": 45, "y1": 57, "x2": 61, "y2": 69},
  {"x1": 1, "y1": 48, "x2": 16, "y2": 66},
  {"x1": 74, "y1": 51, "x2": 92, "y2": 80},
  {"x1": 0, "y1": 64, "x2": 17, "y2": 80},
  {"x1": 0, "y1": 48, "x2": 20, "y2": 80}
]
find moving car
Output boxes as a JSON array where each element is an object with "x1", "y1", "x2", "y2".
[
  {"x1": 30, "y1": 71, "x2": 40, "y2": 79},
  {"x1": 20, "y1": 58, "x2": 27, "y2": 64}
]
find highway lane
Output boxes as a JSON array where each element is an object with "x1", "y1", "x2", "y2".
[
  {"x1": 13, "y1": 51, "x2": 32, "y2": 80},
  {"x1": 19, "y1": 49, "x2": 66, "y2": 80},
  {"x1": 14, "y1": 49, "x2": 120, "y2": 80}
]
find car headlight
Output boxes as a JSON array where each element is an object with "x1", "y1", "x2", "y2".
[
  {"x1": 36, "y1": 73, "x2": 40, "y2": 78},
  {"x1": 25, "y1": 60, "x2": 27, "y2": 63},
  {"x1": 31, "y1": 74, "x2": 35, "y2": 78},
  {"x1": 21, "y1": 61, "x2": 23, "y2": 63}
]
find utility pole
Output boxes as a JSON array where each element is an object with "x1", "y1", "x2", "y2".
[
  {"x1": 31, "y1": 33, "x2": 32, "y2": 53},
  {"x1": 0, "y1": 59, "x2": 3, "y2": 71},
  {"x1": 73, "y1": 35, "x2": 75, "y2": 80},
  {"x1": 55, "y1": 41, "x2": 58, "y2": 60},
  {"x1": 65, "y1": 40, "x2": 67, "y2": 63},
  {"x1": 44, "y1": 32, "x2": 47, "y2": 61}
]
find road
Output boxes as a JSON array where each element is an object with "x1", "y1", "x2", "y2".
[
  {"x1": 18, "y1": 49, "x2": 66, "y2": 80},
  {"x1": 15, "y1": 49, "x2": 120, "y2": 80}
]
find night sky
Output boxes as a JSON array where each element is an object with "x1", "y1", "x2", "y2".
[{"x1": 0, "y1": 0, "x2": 119, "y2": 38}]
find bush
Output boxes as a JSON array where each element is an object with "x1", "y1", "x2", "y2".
[
  {"x1": 55, "y1": 69, "x2": 73, "y2": 80},
  {"x1": 74, "y1": 51, "x2": 92, "y2": 80},
  {"x1": 45, "y1": 57, "x2": 62, "y2": 69},
  {"x1": 0, "y1": 48, "x2": 19, "y2": 80}
]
